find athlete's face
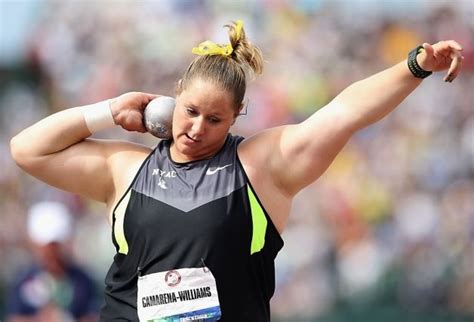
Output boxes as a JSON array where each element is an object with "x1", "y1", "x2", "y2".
[{"x1": 171, "y1": 78, "x2": 238, "y2": 162}]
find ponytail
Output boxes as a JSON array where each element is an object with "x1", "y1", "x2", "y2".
[{"x1": 181, "y1": 20, "x2": 263, "y2": 110}]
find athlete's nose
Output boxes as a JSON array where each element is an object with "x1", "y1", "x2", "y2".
[{"x1": 189, "y1": 117, "x2": 206, "y2": 139}]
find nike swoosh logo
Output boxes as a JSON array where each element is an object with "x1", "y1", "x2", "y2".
[{"x1": 206, "y1": 164, "x2": 232, "y2": 175}]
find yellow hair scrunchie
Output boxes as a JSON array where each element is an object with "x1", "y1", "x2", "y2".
[{"x1": 192, "y1": 20, "x2": 244, "y2": 57}]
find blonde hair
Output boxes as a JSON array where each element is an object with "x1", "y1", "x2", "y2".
[{"x1": 178, "y1": 21, "x2": 264, "y2": 112}]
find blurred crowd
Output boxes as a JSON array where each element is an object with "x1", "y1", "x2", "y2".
[{"x1": 1, "y1": 0, "x2": 473, "y2": 320}]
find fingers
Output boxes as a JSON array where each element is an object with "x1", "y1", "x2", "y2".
[
  {"x1": 142, "y1": 93, "x2": 160, "y2": 103},
  {"x1": 446, "y1": 40, "x2": 463, "y2": 51},
  {"x1": 429, "y1": 40, "x2": 463, "y2": 82},
  {"x1": 434, "y1": 40, "x2": 463, "y2": 52},
  {"x1": 443, "y1": 40, "x2": 464, "y2": 82},
  {"x1": 444, "y1": 51, "x2": 463, "y2": 82},
  {"x1": 145, "y1": 93, "x2": 160, "y2": 99}
]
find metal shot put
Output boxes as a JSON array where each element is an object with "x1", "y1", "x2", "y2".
[{"x1": 144, "y1": 96, "x2": 176, "y2": 139}]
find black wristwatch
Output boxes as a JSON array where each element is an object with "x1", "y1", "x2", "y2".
[{"x1": 407, "y1": 45, "x2": 432, "y2": 79}]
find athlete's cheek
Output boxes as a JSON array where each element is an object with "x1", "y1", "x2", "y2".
[{"x1": 174, "y1": 118, "x2": 190, "y2": 135}]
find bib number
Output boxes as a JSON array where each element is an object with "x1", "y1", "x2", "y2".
[{"x1": 137, "y1": 267, "x2": 221, "y2": 321}]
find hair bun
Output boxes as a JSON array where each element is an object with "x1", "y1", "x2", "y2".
[{"x1": 226, "y1": 20, "x2": 263, "y2": 76}]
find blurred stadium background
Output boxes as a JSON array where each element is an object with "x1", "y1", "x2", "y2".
[{"x1": 1, "y1": 0, "x2": 473, "y2": 321}]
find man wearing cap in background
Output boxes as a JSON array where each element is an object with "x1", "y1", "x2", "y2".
[{"x1": 5, "y1": 201, "x2": 98, "y2": 322}]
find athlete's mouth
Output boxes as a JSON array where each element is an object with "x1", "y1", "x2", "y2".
[{"x1": 185, "y1": 134, "x2": 200, "y2": 142}]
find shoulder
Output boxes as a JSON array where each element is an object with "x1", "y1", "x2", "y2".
[
  {"x1": 99, "y1": 139, "x2": 154, "y2": 215},
  {"x1": 10, "y1": 264, "x2": 41, "y2": 286},
  {"x1": 7, "y1": 264, "x2": 41, "y2": 305},
  {"x1": 227, "y1": 133, "x2": 245, "y2": 149},
  {"x1": 101, "y1": 139, "x2": 153, "y2": 171},
  {"x1": 66, "y1": 263, "x2": 96, "y2": 285},
  {"x1": 237, "y1": 126, "x2": 287, "y2": 164}
]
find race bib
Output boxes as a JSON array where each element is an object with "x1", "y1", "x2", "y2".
[{"x1": 137, "y1": 267, "x2": 221, "y2": 322}]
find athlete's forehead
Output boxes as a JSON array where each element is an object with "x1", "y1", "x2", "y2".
[{"x1": 177, "y1": 78, "x2": 237, "y2": 116}]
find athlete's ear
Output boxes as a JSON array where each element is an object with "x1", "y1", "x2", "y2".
[
  {"x1": 231, "y1": 103, "x2": 243, "y2": 125},
  {"x1": 175, "y1": 79, "x2": 183, "y2": 95}
]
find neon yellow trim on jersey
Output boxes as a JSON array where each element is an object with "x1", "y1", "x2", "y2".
[
  {"x1": 114, "y1": 190, "x2": 131, "y2": 254},
  {"x1": 248, "y1": 185, "x2": 267, "y2": 254}
]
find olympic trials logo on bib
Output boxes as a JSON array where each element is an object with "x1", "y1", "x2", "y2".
[{"x1": 165, "y1": 270, "x2": 181, "y2": 287}]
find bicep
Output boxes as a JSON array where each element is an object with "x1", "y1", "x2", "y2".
[
  {"x1": 18, "y1": 139, "x2": 114, "y2": 202},
  {"x1": 279, "y1": 102, "x2": 355, "y2": 193},
  {"x1": 17, "y1": 139, "x2": 148, "y2": 204},
  {"x1": 242, "y1": 102, "x2": 354, "y2": 196}
]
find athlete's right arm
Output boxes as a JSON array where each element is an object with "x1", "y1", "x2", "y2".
[{"x1": 9, "y1": 92, "x2": 157, "y2": 205}]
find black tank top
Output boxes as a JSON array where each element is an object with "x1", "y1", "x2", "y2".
[{"x1": 100, "y1": 134, "x2": 283, "y2": 321}]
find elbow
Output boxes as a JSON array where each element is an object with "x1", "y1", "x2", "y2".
[
  {"x1": 10, "y1": 134, "x2": 34, "y2": 169},
  {"x1": 10, "y1": 135, "x2": 21, "y2": 163}
]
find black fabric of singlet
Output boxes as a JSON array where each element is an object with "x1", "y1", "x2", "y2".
[{"x1": 99, "y1": 134, "x2": 283, "y2": 321}]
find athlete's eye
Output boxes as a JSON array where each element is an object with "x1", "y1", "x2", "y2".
[
  {"x1": 208, "y1": 117, "x2": 221, "y2": 124},
  {"x1": 186, "y1": 108, "x2": 198, "y2": 116}
]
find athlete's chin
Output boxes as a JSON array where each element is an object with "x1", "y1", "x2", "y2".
[
  {"x1": 177, "y1": 142, "x2": 222, "y2": 162},
  {"x1": 175, "y1": 142, "x2": 205, "y2": 160}
]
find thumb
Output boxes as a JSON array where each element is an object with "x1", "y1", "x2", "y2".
[{"x1": 422, "y1": 42, "x2": 434, "y2": 57}]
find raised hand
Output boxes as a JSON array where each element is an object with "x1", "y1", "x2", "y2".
[
  {"x1": 417, "y1": 40, "x2": 464, "y2": 82},
  {"x1": 109, "y1": 92, "x2": 159, "y2": 132}
]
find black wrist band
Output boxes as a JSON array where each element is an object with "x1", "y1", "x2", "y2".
[{"x1": 407, "y1": 45, "x2": 432, "y2": 79}]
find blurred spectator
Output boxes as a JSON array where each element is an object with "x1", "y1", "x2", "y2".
[{"x1": 5, "y1": 202, "x2": 98, "y2": 322}]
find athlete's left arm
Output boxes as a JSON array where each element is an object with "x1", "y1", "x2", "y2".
[{"x1": 243, "y1": 40, "x2": 463, "y2": 196}]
